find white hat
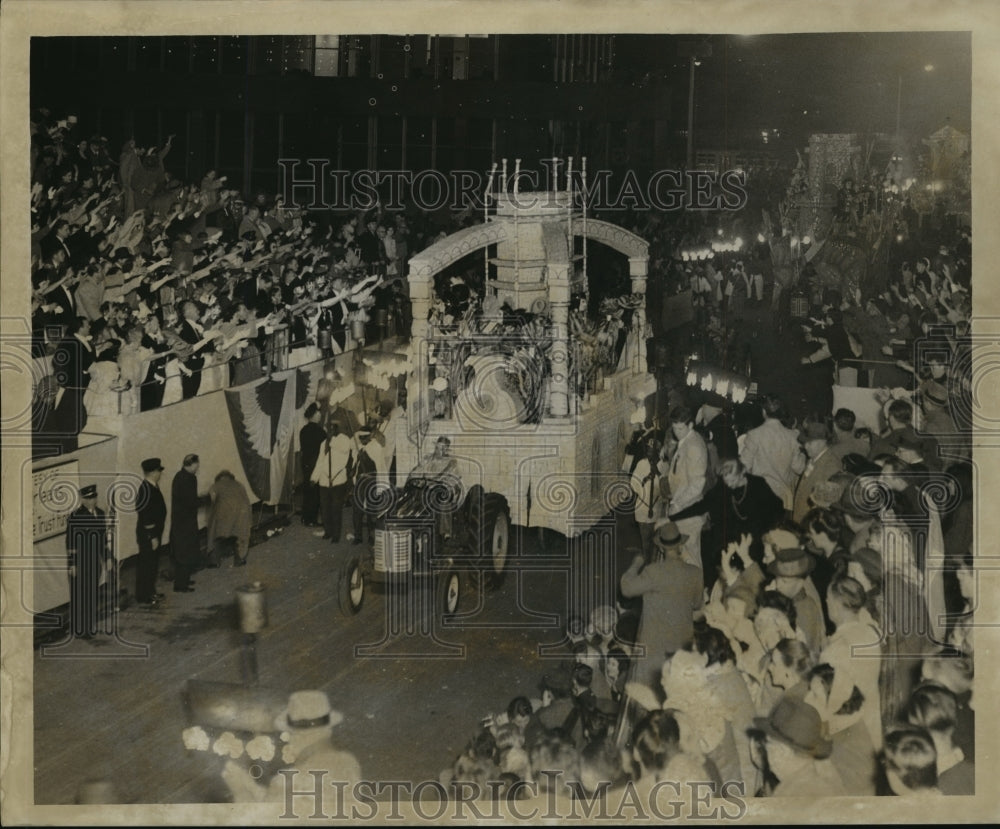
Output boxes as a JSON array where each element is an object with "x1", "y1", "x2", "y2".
[{"x1": 275, "y1": 690, "x2": 343, "y2": 731}]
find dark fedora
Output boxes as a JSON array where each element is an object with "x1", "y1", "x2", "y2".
[
  {"x1": 79, "y1": 484, "x2": 98, "y2": 499},
  {"x1": 653, "y1": 520, "x2": 688, "y2": 548},
  {"x1": 753, "y1": 696, "x2": 833, "y2": 759},
  {"x1": 141, "y1": 457, "x2": 164, "y2": 474},
  {"x1": 766, "y1": 546, "x2": 816, "y2": 578}
]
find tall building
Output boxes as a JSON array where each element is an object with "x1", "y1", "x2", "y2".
[{"x1": 30, "y1": 34, "x2": 675, "y2": 195}]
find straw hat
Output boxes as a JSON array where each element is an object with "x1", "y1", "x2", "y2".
[{"x1": 275, "y1": 690, "x2": 343, "y2": 731}]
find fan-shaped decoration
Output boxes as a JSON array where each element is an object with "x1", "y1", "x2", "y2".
[{"x1": 225, "y1": 372, "x2": 299, "y2": 504}]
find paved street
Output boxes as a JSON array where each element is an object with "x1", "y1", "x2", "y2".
[{"x1": 34, "y1": 514, "x2": 638, "y2": 804}]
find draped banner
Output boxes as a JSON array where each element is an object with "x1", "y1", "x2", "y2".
[
  {"x1": 269, "y1": 370, "x2": 299, "y2": 506},
  {"x1": 224, "y1": 371, "x2": 299, "y2": 506}
]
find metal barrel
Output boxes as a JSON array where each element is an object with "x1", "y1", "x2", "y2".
[{"x1": 236, "y1": 581, "x2": 268, "y2": 633}]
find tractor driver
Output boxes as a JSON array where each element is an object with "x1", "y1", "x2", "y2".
[{"x1": 408, "y1": 436, "x2": 462, "y2": 539}]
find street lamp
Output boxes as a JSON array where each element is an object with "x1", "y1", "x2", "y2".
[
  {"x1": 896, "y1": 63, "x2": 935, "y2": 149},
  {"x1": 678, "y1": 40, "x2": 713, "y2": 168}
]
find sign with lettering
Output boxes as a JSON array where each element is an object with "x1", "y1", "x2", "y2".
[{"x1": 32, "y1": 461, "x2": 80, "y2": 543}]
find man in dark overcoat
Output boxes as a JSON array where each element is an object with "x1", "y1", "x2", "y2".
[
  {"x1": 135, "y1": 457, "x2": 167, "y2": 606},
  {"x1": 170, "y1": 453, "x2": 205, "y2": 592},
  {"x1": 65, "y1": 484, "x2": 110, "y2": 638},
  {"x1": 299, "y1": 403, "x2": 326, "y2": 527}
]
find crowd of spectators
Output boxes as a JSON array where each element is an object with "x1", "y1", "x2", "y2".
[
  {"x1": 28, "y1": 108, "x2": 480, "y2": 451},
  {"x1": 439, "y1": 384, "x2": 975, "y2": 799},
  {"x1": 434, "y1": 159, "x2": 974, "y2": 801}
]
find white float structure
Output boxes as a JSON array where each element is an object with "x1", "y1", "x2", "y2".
[{"x1": 400, "y1": 160, "x2": 654, "y2": 538}]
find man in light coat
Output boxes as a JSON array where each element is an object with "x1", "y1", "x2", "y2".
[
  {"x1": 740, "y1": 394, "x2": 803, "y2": 513},
  {"x1": 311, "y1": 423, "x2": 357, "y2": 544},
  {"x1": 665, "y1": 405, "x2": 709, "y2": 570}
]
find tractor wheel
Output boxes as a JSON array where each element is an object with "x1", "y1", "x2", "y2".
[
  {"x1": 338, "y1": 557, "x2": 364, "y2": 616},
  {"x1": 437, "y1": 569, "x2": 461, "y2": 618},
  {"x1": 467, "y1": 493, "x2": 510, "y2": 591},
  {"x1": 462, "y1": 484, "x2": 485, "y2": 525}
]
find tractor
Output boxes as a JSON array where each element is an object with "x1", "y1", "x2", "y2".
[{"x1": 336, "y1": 477, "x2": 510, "y2": 619}]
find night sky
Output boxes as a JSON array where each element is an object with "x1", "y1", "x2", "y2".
[{"x1": 621, "y1": 31, "x2": 971, "y2": 148}]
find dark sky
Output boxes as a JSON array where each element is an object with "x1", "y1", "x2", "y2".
[{"x1": 620, "y1": 31, "x2": 971, "y2": 145}]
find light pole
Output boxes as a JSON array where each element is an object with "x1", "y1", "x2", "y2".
[
  {"x1": 895, "y1": 64, "x2": 934, "y2": 151},
  {"x1": 895, "y1": 74, "x2": 902, "y2": 146},
  {"x1": 678, "y1": 40, "x2": 713, "y2": 168}
]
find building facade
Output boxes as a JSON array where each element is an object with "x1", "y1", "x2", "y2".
[{"x1": 31, "y1": 34, "x2": 675, "y2": 196}]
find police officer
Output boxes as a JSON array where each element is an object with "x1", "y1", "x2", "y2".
[{"x1": 65, "y1": 484, "x2": 111, "y2": 638}]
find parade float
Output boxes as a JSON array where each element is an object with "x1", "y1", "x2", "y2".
[
  {"x1": 395, "y1": 159, "x2": 655, "y2": 541},
  {"x1": 774, "y1": 127, "x2": 970, "y2": 300}
]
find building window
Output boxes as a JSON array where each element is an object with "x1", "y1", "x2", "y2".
[{"x1": 314, "y1": 35, "x2": 340, "y2": 77}]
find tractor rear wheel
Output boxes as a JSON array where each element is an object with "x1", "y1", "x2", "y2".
[{"x1": 466, "y1": 493, "x2": 510, "y2": 591}]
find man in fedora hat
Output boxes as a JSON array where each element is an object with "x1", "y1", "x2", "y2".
[
  {"x1": 919, "y1": 379, "x2": 969, "y2": 462},
  {"x1": 792, "y1": 418, "x2": 840, "y2": 524},
  {"x1": 751, "y1": 696, "x2": 845, "y2": 796},
  {"x1": 830, "y1": 478, "x2": 879, "y2": 555},
  {"x1": 135, "y1": 458, "x2": 167, "y2": 606},
  {"x1": 620, "y1": 520, "x2": 704, "y2": 691},
  {"x1": 766, "y1": 540, "x2": 826, "y2": 652},
  {"x1": 221, "y1": 690, "x2": 361, "y2": 803},
  {"x1": 65, "y1": 483, "x2": 111, "y2": 638}
]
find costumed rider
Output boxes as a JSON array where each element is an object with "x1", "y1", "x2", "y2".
[{"x1": 407, "y1": 435, "x2": 462, "y2": 541}]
